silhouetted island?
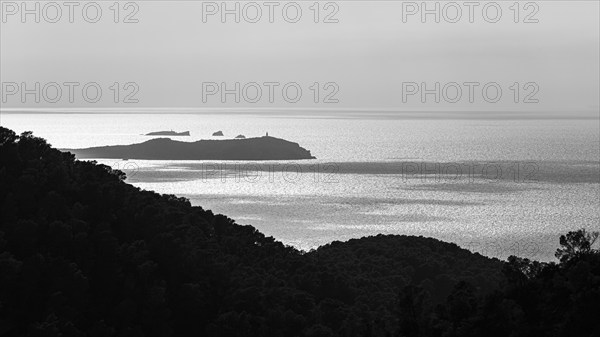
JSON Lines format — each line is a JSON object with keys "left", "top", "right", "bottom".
{"left": 212, "top": 130, "right": 224, "bottom": 136}
{"left": 1, "top": 127, "right": 599, "bottom": 337}
{"left": 235, "top": 134, "right": 246, "bottom": 139}
{"left": 145, "top": 130, "right": 190, "bottom": 136}
{"left": 63, "top": 136, "right": 316, "bottom": 160}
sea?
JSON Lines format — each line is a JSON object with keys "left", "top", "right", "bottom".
{"left": 2, "top": 112, "right": 599, "bottom": 261}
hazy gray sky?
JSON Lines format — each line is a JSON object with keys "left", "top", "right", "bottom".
{"left": 1, "top": 1, "right": 598, "bottom": 116}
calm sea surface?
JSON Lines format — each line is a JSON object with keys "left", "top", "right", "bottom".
{"left": 2, "top": 113, "right": 599, "bottom": 261}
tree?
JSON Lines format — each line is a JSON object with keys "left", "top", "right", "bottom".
{"left": 503, "top": 256, "right": 545, "bottom": 286}
{"left": 396, "top": 285, "right": 431, "bottom": 337}
{"left": 555, "top": 229, "right": 599, "bottom": 263}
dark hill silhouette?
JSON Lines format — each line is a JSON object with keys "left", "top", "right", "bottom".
{"left": 63, "top": 136, "right": 316, "bottom": 160}
{"left": 1, "top": 127, "right": 598, "bottom": 337}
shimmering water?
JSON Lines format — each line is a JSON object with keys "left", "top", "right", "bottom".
{"left": 2, "top": 113, "right": 599, "bottom": 261}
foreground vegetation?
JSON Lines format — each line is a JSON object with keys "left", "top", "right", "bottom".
{"left": 0, "top": 127, "right": 598, "bottom": 337}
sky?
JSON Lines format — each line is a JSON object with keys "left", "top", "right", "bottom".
{"left": 1, "top": 0, "right": 599, "bottom": 117}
